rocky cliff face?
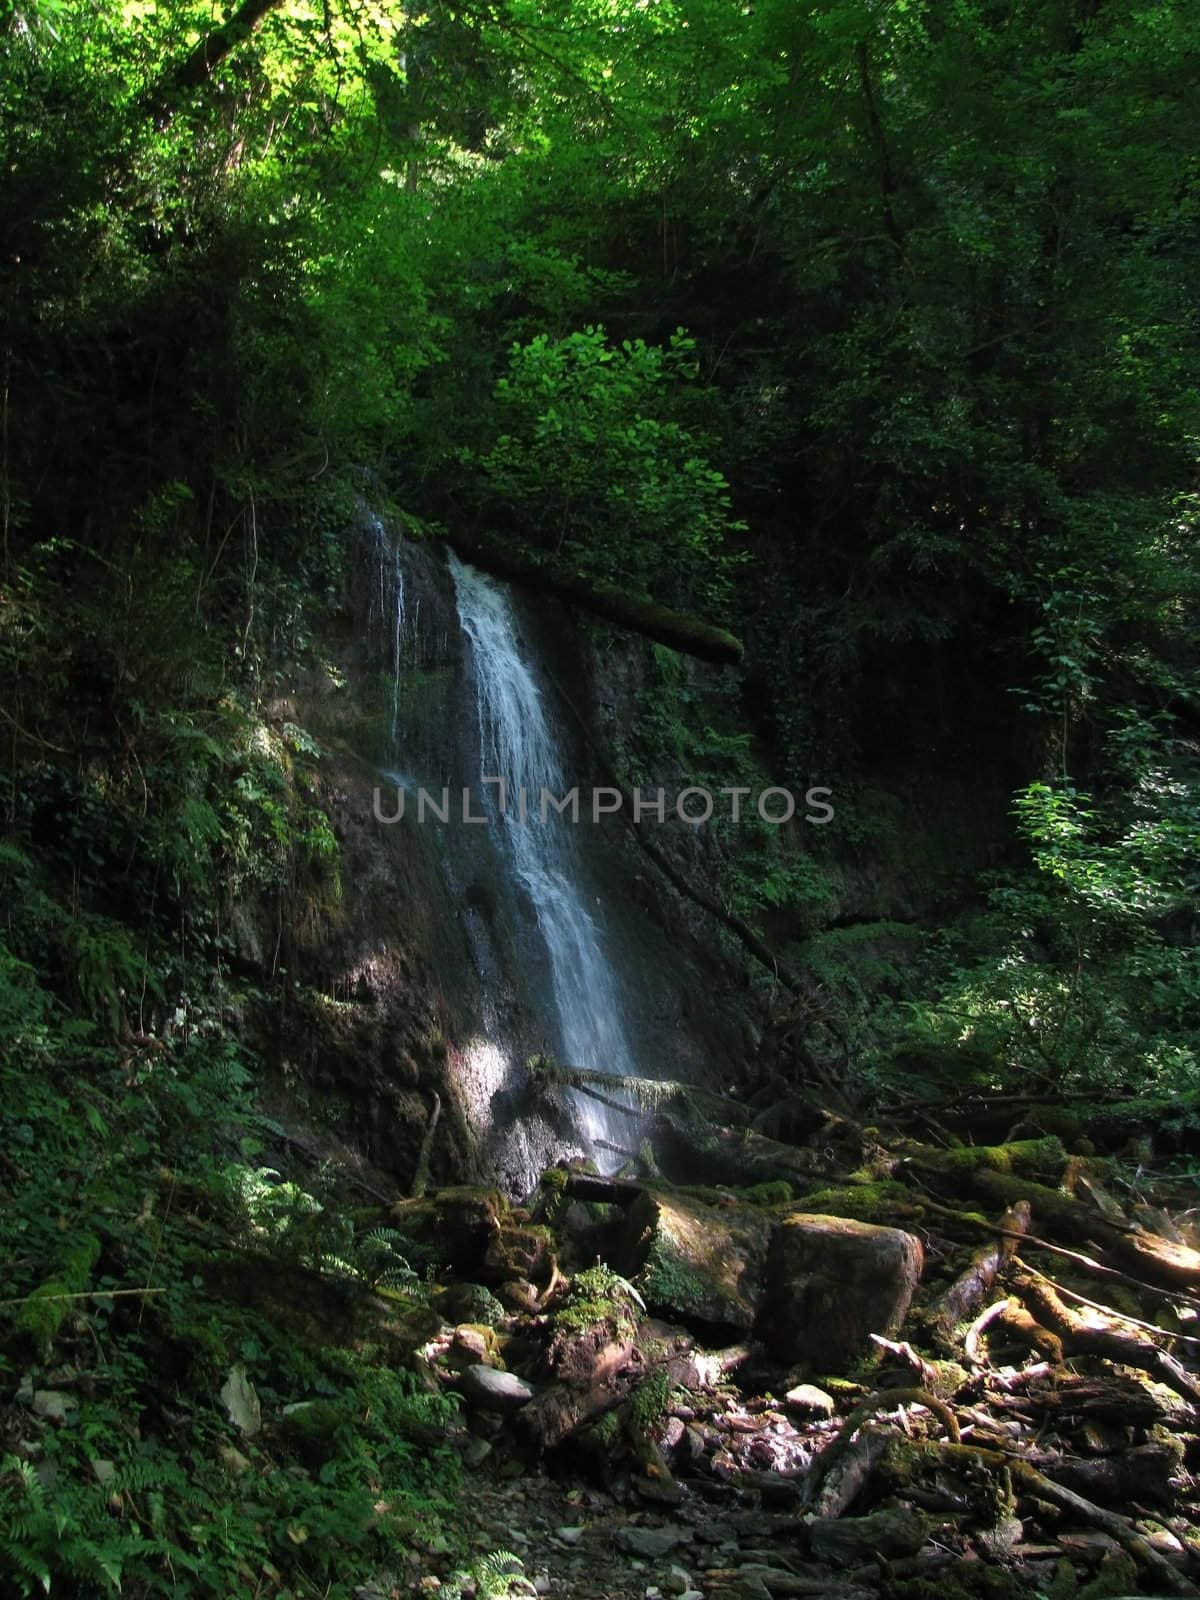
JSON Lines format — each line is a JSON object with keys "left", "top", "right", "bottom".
{"left": 230, "top": 520, "right": 749, "bottom": 1198}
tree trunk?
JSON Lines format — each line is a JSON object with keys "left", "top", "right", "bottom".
{"left": 447, "top": 531, "right": 743, "bottom": 665}
{"left": 144, "top": 0, "right": 286, "bottom": 119}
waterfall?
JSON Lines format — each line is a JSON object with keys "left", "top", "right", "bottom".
{"left": 448, "top": 551, "right": 637, "bottom": 1162}
{"left": 366, "top": 513, "right": 406, "bottom": 741}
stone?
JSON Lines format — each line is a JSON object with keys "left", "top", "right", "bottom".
{"left": 555, "top": 1527, "right": 584, "bottom": 1545}
{"left": 498, "top": 1279, "right": 542, "bottom": 1314}
{"left": 30, "top": 1390, "right": 76, "bottom": 1423}
{"left": 438, "top": 1280, "right": 507, "bottom": 1327}
{"left": 619, "top": 1191, "right": 772, "bottom": 1332}
{"left": 462, "top": 1437, "right": 493, "bottom": 1468}
{"left": 664, "top": 1566, "right": 693, "bottom": 1595}
{"left": 485, "top": 1225, "right": 551, "bottom": 1286}
{"left": 763, "top": 1214, "right": 924, "bottom": 1370}
{"left": 782, "top": 1383, "right": 835, "bottom": 1418}
{"left": 458, "top": 1364, "right": 536, "bottom": 1410}
{"left": 615, "top": 1526, "right": 689, "bottom": 1560}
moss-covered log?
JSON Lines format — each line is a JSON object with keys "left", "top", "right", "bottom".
{"left": 905, "top": 1136, "right": 1067, "bottom": 1182}
{"left": 447, "top": 534, "right": 743, "bottom": 664}
{"left": 932, "top": 1200, "right": 1031, "bottom": 1340}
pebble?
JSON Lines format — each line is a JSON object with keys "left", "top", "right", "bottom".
{"left": 555, "top": 1527, "right": 584, "bottom": 1545}
{"left": 663, "top": 1566, "right": 692, "bottom": 1596}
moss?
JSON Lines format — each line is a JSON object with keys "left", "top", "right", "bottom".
{"left": 555, "top": 1265, "right": 639, "bottom": 1338}
{"left": 792, "top": 1179, "right": 912, "bottom": 1224}
{"left": 890, "top": 1563, "right": 1039, "bottom": 1600}
{"left": 629, "top": 1371, "right": 671, "bottom": 1430}
{"left": 1077, "top": 1553, "right": 1137, "bottom": 1599}
{"left": 640, "top": 1242, "right": 719, "bottom": 1321}
{"left": 743, "top": 1180, "right": 793, "bottom": 1207}
{"left": 1047, "top": 1558, "right": 1078, "bottom": 1600}
{"left": 590, "top": 1407, "right": 622, "bottom": 1449}
{"left": 925, "top": 1136, "right": 1066, "bottom": 1180}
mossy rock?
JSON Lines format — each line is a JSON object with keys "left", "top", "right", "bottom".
{"left": 763, "top": 1213, "right": 924, "bottom": 1372}
{"left": 483, "top": 1224, "right": 552, "bottom": 1286}
{"left": 436, "top": 1281, "right": 506, "bottom": 1327}
{"left": 619, "top": 1189, "right": 772, "bottom": 1333}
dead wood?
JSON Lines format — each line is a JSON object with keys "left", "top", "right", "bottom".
{"left": 1009, "top": 1268, "right": 1200, "bottom": 1407}
{"left": 933, "top": 1200, "right": 1032, "bottom": 1338}
{"left": 917, "top": 1442, "right": 1199, "bottom": 1595}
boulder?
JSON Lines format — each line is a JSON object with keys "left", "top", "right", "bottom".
{"left": 458, "top": 1363, "right": 536, "bottom": 1411}
{"left": 618, "top": 1189, "right": 772, "bottom": 1332}
{"left": 762, "top": 1213, "right": 923, "bottom": 1370}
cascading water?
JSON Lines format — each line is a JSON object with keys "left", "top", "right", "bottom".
{"left": 448, "top": 551, "right": 637, "bottom": 1162}
{"left": 366, "top": 512, "right": 406, "bottom": 742}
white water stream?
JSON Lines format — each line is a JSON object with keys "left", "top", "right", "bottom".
{"left": 448, "top": 551, "right": 636, "bottom": 1158}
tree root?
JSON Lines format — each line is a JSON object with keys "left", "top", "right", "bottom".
{"left": 918, "top": 1441, "right": 1200, "bottom": 1595}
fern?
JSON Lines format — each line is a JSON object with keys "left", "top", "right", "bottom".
{"left": 443, "top": 1549, "right": 528, "bottom": 1600}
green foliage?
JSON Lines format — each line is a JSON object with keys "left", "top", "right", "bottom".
{"left": 470, "top": 327, "right": 744, "bottom": 610}
{"left": 442, "top": 1549, "right": 527, "bottom": 1600}
{"left": 555, "top": 1264, "right": 644, "bottom": 1337}
{"left": 883, "top": 723, "right": 1200, "bottom": 1103}
{"left": 0, "top": 967, "right": 455, "bottom": 1598}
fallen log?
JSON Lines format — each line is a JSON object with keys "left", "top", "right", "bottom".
{"left": 1009, "top": 1268, "right": 1200, "bottom": 1408}
{"left": 1040, "top": 1442, "right": 1182, "bottom": 1508}
{"left": 917, "top": 1442, "right": 1200, "bottom": 1596}
{"left": 933, "top": 1200, "right": 1032, "bottom": 1340}
{"left": 448, "top": 534, "right": 743, "bottom": 665}
{"left": 971, "top": 1172, "right": 1200, "bottom": 1291}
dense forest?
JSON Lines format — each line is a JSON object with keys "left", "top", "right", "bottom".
{"left": 2, "top": 0, "right": 1199, "bottom": 1596}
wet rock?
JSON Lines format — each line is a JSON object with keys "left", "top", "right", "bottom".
{"left": 619, "top": 1191, "right": 771, "bottom": 1332}
{"left": 459, "top": 1364, "right": 536, "bottom": 1411}
{"left": 763, "top": 1214, "right": 924, "bottom": 1370}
